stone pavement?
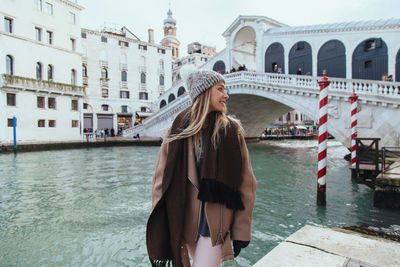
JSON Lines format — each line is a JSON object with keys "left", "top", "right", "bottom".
{"left": 253, "top": 225, "right": 400, "bottom": 267}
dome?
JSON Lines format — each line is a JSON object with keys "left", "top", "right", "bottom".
{"left": 163, "top": 9, "right": 176, "bottom": 26}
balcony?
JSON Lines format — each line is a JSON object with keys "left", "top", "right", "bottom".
{"left": 83, "top": 76, "right": 88, "bottom": 86}
{"left": 99, "top": 60, "right": 108, "bottom": 68}
{"left": 120, "top": 81, "right": 128, "bottom": 88}
{"left": 139, "top": 66, "right": 147, "bottom": 73}
{"left": 139, "top": 83, "right": 146, "bottom": 90}
{"left": 120, "top": 63, "right": 127, "bottom": 71}
{"left": 1, "top": 74, "right": 85, "bottom": 96}
{"left": 158, "top": 85, "right": 165, "bottom": 92}
{"left": 100, "top": 78, "right": 109, "bottom": 87}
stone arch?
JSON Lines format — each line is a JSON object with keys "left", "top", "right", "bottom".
{"left": 317, "top": 40, "right": 346, "bottom": 78}
{"left": 177, "top": 86, "right": 186, "bottom": 97}
{"left": 352, "top": 38, "right": 388, "bottom": 81}
{"left": 233, "top": 26, "right": 256, "bottom": 71}
{"left": 265, "top": 42, "right": 285, "bottom": 73}
{"left": 168, "top": 93, "right": 176, "bottom": 103}
{"left": 213, "top": 60, "right": 226, "bottom": 74}
{"left": 289, "top": 41, "right": 312, "bottom": 75}
{"left": 160, "top": 100, "right": 167, "bottom": 109}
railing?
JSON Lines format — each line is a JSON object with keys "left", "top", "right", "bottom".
{"left": 120, "top": 63, "right": 127, "bottom": 71}
{"left": 82, "top": 76, "right": 88, "bottom": 86}
{"left": 1, "top": 74, "right": 85, "bottom": 95}
{"left": 223, "top": 72, "right": 400, "bottom": 99}
{"left": 120, "top": 81, "right": 128, "bottom": 88}
{"left": 382, "top": 147, "right": 400, "bottom": 172}
{"left": 99, "top": 60, "right": 108, "bottom": 68}
{"left": 139, "top": 66, "right": 146, "bottom": 73}
{"left": 139, "top": 83, "right": 146, "bottom": 90}
{"left": 100, "top": 78, "right": 109, "bottom": 87}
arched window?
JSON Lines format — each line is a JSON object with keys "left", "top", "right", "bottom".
{"left": 36, "top": 62, "right": 42, "bottom": 80}
{"left": 47, "top": 64, "right": 53, "bottom": 80}
{"left": 265, "top": 42, "right": 285, "bottom": 73}
{"left": 101, "top": 67, "right": 108, "bottom": 79}
{"left": 177, "top": 86, "right": 185, "bottom": 97}
{"left": 71, "top": 69, "right": 76, "bottom": 85}
{"left": 121, "top": 70, "right": 127, "bottom": 81}
{"left": 213, "top": 60, "right": 226, "bottom": 74}
{"left": 160, "top": 60, "right": 164, "bottom": 70}
{"left": 159, "top": 75, "right": 164, "bottom": 86}
{"left": 286, "top": 113, "right": 290, "bottom": 122}
{"left": 6, "top": 55, "right": 13, "bottom": 75}
{"left": 82, "top": 64, "right": 87, "bottom": 77}
{"left": 295, "top": 113, "right": 299, "bottom": 121}
{"left": 168, "top": 93, "right": 176, "bottom": 103}
{"left": 141, "top": 73, "right": 146, "bottom": 84}
{"left": 159, "top": 100, "right": 167, "bottom": 109}
{"left": 289, "top": 41, "right": 312, "bottom": 75}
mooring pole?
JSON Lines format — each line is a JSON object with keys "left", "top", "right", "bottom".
{"left": 349, "top": 90, "right": 358, "bottom": 167}
{"left": 317, "top": 72, "right": 330, "bottom": 206}
{"left": 13, "top": 116, "right": 17, "bottom": 151}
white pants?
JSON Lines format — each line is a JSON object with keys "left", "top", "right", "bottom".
{"left": 188, "top": 236, "right": 222, "bottom": 267}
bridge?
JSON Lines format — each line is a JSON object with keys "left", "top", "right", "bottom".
{"left": 124, "top": 71, "right": 400, "bottom": 148}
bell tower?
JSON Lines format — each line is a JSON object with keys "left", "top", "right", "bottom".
{"left": 161, "top": 9, "right": 180, "bottom": 61}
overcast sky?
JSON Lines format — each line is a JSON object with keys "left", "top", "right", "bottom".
{"left": 79, "top": 0, "right": 400, "bottom": 56}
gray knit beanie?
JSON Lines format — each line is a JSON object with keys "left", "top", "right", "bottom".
{"left": 186, "top": 70, "right": 225, "bottom": 101}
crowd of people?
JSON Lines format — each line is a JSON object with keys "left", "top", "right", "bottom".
{"left": 229, "top": 64, "right": 248, "bottom": 73}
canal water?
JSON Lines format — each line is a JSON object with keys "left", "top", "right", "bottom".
{"left": 1, "top": 140, "right": 399, "bottom": 266}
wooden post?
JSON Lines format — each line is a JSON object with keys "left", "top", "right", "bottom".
{"left": 317, "top": 72, "right": 330, "bottom": 206}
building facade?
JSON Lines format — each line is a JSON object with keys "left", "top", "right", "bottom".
{"left": 0, "top": 0, "right": 85, "bottom": 143}
{"left": 81, "top": 26, "right": 172, "bottom": 132}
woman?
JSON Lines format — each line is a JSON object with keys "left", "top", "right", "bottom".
{"left": 146, "top": 70, "right": 257, "bottom": 267}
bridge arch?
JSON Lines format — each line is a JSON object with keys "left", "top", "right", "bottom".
{"left": 317, "top": 40, "right": 346, "bottom": 78}
{"left": 159, "top": 100, "right": 167, "bottom": 109}
{"left": 168, "top": 93, "right": 176, "bottom": 103}
{"left": 289, "top": 41, "right": 312, "bottom": 75}
{"left": 213, "top": 60, "right": 226, "bottom": 74}
{"left": 264, "top": 42, "right": 285, "bottom": 73}
{"left": 177, "top": 86, "right": 186, "bottom": 97}
{"left": 352, "top": 37, "right": 388, "bottom": 81}
{"left": 226, "top": 89, "right": 349, "bottom": 145}
{"left": 396, "top": 49, "right": 400, "bottom": 82}
{"left": 232, "top": 26, "right": 256, "bottom": 71}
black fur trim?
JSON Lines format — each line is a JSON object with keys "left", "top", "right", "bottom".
{"left": 198, "top": 179, "right": 244, "bottom": 210}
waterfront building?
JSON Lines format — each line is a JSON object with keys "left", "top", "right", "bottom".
{"left": 172, "top": 42, "right": 216, "bottom": 85}
{"left": 81, "top": 25, "right": 172, "bottom": 131}
{"left": 0, "top": 0, "right": 85, "bottom": 143}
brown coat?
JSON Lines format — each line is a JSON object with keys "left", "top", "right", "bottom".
{"left": 151, "top": 132, "right": 257, "bottom": 264}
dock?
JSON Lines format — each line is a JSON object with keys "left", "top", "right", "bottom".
{"left": 253, "top": 225, "right": 400, "bottom": 267}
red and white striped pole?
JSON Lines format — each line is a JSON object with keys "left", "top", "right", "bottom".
{"left": 349, "top": 90, "right": 358, "bottom": 167}
{"left": 317, "top": 71, "right": 330, "bottom": 206}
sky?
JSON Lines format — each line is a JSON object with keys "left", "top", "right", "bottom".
{"left": 79, "top": 0, "right": 400, "bottom": 56}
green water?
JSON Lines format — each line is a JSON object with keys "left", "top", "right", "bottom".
{"left": 0, "top": 140, "right": 399, "bottom": 266}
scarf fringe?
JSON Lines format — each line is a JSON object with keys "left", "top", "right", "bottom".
{"left": 150, "top": 258, "right": 175, "bottom": 267}
{"left": 198, "top": 179, "right": 244, "bottom": 210}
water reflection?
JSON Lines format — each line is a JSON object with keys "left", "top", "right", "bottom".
{"left": 0, "top": 142, "right": 399, "bottom": 266}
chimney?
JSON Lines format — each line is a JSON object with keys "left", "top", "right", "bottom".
{"left": 148, "top": 29, "right": 154, "bottom": 44}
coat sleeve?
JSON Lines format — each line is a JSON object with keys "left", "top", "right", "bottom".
{"left": 151, "top": 135, "right": 169, "bottom": 210}
{"left": 231, "top": 133, "right": 257, "bottom": 241}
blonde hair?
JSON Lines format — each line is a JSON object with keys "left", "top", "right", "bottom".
{"left": 165, "top": 89, "right": 242, "bottom": 158}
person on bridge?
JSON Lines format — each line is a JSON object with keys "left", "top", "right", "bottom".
{"left": 146, "top": 69, "right": 257, "bottom": 267}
